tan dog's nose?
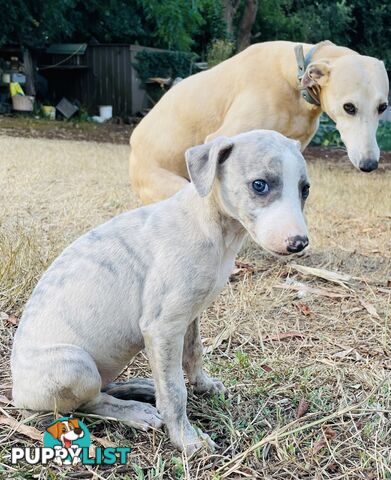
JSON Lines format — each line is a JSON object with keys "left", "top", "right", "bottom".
{"left": 359, "top": 159, "right": 378, "bottom": 172}
{"left": 286, "top": 235, "right": 309, "bottom": 253}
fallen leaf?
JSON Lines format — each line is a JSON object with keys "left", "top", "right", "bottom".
{"left": 359, "top": 299, "right": 380, "bottom": 319}
{"left": 295, "top": 302, "right": 312, "bottom": 316}
{"left": 203, "top": 325, "right": 235, "bottom": 354}
{"left": 296, "top": 398, "right": 309, "bottom": 419}
{"left": 262, "top": 332, "right": 305, "bottom": 342}
{"left": 0, "top": 394, "right": 12, "bottom": 405}
{"left": 341, "top": 307, "right": 362, "bottom": 314}
{"left": 235, "top": 261, "right": 255, "bottom": 271}
{"left": 90, "top": 434, "right": 116, "bottom": 448}
{"left": 230, "top": 261, "right": 255, "bottom": 281}
{"left": 332, "top": 348, "right": 363, "bottom": 361}
{"left": 260, "top": 364, "right": 273, "bottom": 373}
{"left": 6, "top": 314, "right": 19, "bottom": 325}
{"left": 313, "top": 427, "right": 336, "bottom": 454}
{"left": 290, "top": 264, "right": 352, "bottom": 288}
{"left": 0, "top": 415, "right": 43, "bottom": 442}
{"left": 274, "top": 283, "right": 348, "bottom": 299}
{"left": 326, "top": 462, "right": 339, "bottom": 474}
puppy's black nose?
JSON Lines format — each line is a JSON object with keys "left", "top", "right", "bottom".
{"left": 287, "top": 235, "right": 309, "bottom": 253}
{"left": 359, "top": 159, "right": 378, "bottom": 172}
{"left": 74, "top": 428, "right": 82, "bottom": 435}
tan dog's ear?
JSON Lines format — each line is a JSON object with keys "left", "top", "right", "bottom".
{"left": 301, "top": 61, "right": 331, "bottom": 88}
{"left": 185, "top": 136, "right": 234, "bottom": 197}
{"left": 47, "top": 421, "right": 62, "bottom": 439}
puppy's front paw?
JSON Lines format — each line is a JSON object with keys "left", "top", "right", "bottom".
{"left": 172, "top": 425, "right": 216, "bottom": 458}
{"left": 193, "top": 373, "right": 226, "bottom": 395}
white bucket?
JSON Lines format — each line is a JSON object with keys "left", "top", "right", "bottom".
{"left": 42, "top": 105, "right": 56, "bottom": 120}
{"left": 99, "top": 105, "right": 113, "bottom": 120}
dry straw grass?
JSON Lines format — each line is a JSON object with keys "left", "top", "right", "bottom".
{"left": 0, "top": 135, "right": 390, "bottom": 479}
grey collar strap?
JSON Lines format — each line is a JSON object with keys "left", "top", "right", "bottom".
{"left": 294, "top": 42, "right": 326, "bottom": 106}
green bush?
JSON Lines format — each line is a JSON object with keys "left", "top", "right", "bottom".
{"left": 311, "top": 114, "right": 343, "bottom": 147}
{"left": 377, "top": 121, "right": 391, "bottom": 150}
{"left": 311, "top": 114, "right": 391, "bottom": 151}
{"left": 207, "top": 39, "right": 235, "bottom": 67}
{"left": 134, "top": 50, "right": 199, "bottom": 85}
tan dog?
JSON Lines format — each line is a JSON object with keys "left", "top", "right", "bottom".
{"left": 130, "top": 40, "right": 389, "bottom": 204}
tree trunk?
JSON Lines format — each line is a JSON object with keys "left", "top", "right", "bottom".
{"left": 236, "top": 0, "right": 258, "bottom": 51}
{"left": 23, "top": 48, "right": 36, "bottom": 97}
{"left": 222, "top": 0, "right": 240, "bottom": 37}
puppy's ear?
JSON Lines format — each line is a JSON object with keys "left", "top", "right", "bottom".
{"left": 301, "top": 61, "right": 331, "bottom": 88}
{"left": 185, "top": 137, "right": 233, "bottom": 197}
{"left": 47, "top": 421, "right": 62, "bottom": 439}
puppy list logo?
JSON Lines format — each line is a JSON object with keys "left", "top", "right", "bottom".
{"left": 11, "top": 417, "right": 131, "bottom": 466}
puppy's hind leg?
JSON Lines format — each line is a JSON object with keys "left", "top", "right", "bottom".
{"left": 183, "top": 318, "right": 226, "bottom": 395}
{"left": 81, "top": 393, "right": 163, "bottom": 431}
{"left": 102, "top": 378, "right": 155, "bottom": 403}
{"left": 12, "top": 345, "right": 162, "bottom": 431}
{"left": 12, "top": 344, "right": 102, "bottom": 413}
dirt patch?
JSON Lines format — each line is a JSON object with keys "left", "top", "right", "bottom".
{"left": 0, "top": 115, "right": 132, "bottom": 144}
{"left": 1, "top": 116, "right": 391, "bottom": 171}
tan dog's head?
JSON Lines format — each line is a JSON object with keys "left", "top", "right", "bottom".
{"left": 47, "top": 418, "right": 84, "bottom": 448}
{"left": 186, "top": 130, "right": 310, "bottom": 255}
{"left": 302, "top": 54, "right": 389, "bottom": 172}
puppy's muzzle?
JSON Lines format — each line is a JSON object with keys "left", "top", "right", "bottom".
{"left": 286, "top": 235, "right": 309, "bottom": 253}
{"left": 359, "top": 159, "right": 378, "bottom": 172}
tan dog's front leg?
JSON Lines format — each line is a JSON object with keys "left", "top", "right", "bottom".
{"left": 183, "top": 318, "right": 226, "bottom": 395}
{"left": 144, "top": 329, "right": 216, "bottom": 456}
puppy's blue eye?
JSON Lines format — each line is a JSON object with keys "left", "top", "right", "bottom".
{"left": 302, "top": 184, "right": 310, "bottom": 200}
{"left": 252, "top": 179, "right": 269, "bottom": 194}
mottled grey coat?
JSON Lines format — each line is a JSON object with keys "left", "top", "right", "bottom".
{"left": 12, "top": 129, "right": 309, "bottom": 456}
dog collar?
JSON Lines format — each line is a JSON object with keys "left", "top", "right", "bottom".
{"left": 294, "top": 42, "right": 324, "bottom": 106}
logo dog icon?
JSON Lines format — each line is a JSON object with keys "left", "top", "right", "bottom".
{"left": 46, "top": 418, "right": 85, "bottom": 449}
{"left": 44, "top": 417, "right": 90, "bottom": 465}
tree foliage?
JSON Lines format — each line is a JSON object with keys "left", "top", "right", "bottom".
{"left": 0, "top": 0, "right": 389, "bottom": 67}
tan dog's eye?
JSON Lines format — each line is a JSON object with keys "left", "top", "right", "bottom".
{"left": 343, "top": 103, "right": 357, "bottom": 115}
{"left": 378, "top": 103, "right": 388, "bottom": 114}
{"left": 302, "top": 184, "right": 310, "bottom": 200}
